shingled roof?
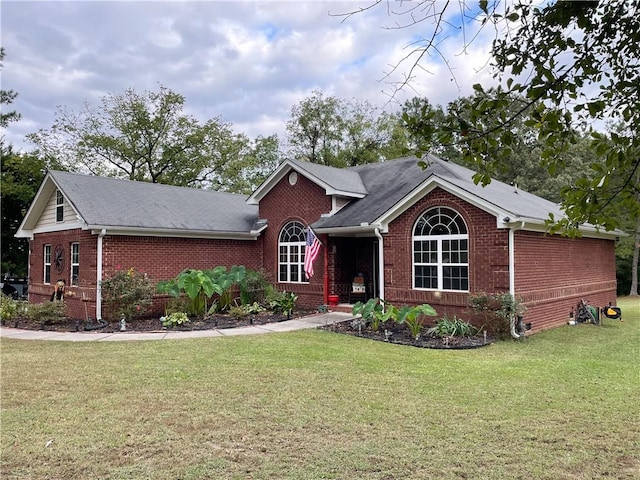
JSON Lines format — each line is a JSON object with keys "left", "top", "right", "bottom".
{"left": 17, "top": 158, "right": 619, "bottom": 241}
{"left": 313, "top": 155, "right": 565, "bottom": 230}
{"left": 17, "top": 171, "right": 260, "bottom": 239}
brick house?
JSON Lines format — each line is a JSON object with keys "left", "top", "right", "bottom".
{"left": 16, "top": 156, "right": 619, "bottom": 332}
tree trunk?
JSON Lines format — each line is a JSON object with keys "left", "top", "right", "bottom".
{"left": 630, "top": 215, "right": 639, "bottom": 296}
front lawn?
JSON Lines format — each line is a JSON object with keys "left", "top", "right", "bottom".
{"left": 1, "top": 297, "right": 638, "bottom": 479}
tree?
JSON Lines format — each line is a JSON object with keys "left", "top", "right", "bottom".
{"left": 0, "top": 150, "right": 56, "bottom": 277}
{"left": 286, "top": 90, "right": 407, "bottom": 167}
{"left": 26, "top": 85, "right": 257, "bottom": 190}
{"left": 341, "top": 1, "right": 639, "bottom": 234}
{"left": 0, "top": 48, "right": 20, "bottom": 133}
{"left": 231, "top": 135, "right": 283, "bottom": 194}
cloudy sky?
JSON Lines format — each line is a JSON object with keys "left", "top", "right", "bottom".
{"left": 2, "top": 1, "right": 498, "bottom": 152}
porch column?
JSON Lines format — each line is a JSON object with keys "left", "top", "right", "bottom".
{"left": 375, "top": 227, "right": 385, "bottom": 301}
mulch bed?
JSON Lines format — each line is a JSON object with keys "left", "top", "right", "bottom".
{"left": 319, "top": 319, "right": 494, "bottom": 349}
{"left": 4, "top": 310, "right": 317, "bottom": 334}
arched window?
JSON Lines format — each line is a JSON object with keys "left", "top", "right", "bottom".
{"left": 279, "top": 221, "right": 307, "bottom": 283}
{"left": 413, "top": 207, "right": 469, "bottom": 291}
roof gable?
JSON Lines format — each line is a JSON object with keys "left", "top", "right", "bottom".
{"left": 247, "top": 159, "right": 367, "bottom": 205}
{"left": 17, "top": 171, "right": 260, "bottom": 239}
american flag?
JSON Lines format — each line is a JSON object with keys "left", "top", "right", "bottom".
{"left": 304, "top": 226, "right": 321, "bottom": 279}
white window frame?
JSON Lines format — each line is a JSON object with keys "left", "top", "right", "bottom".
{"left": 70, "top": 242, "right": 80, "bottom": 286}
{"left": 278, "top": 221, "right": 307, "bottom": 284}
{"left": 44, "top": 244, "right": 52, "bottom": 284}
{"left": 56, "top": 190, "right": 64, "bottom": 222}
{"left": 413, "top": 207, "right": 469, "bottom": 292}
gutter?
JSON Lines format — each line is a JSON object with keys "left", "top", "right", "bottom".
{"left": 96, "top": 229, "right": 106, "bottom": 320}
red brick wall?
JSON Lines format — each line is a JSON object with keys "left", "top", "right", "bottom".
{"left": 381, "top": 188, "right": 509, "bottom": 321}
{"left": 514, "top": 231, "right": 617, "bottom": 331}
{"left": 378, "top": 188, "right": 617, "bottom": 332}
{"left": 258, "top": 173, "right": 332, "bottom": 307}
{"left": 29, "top": 229, "right": 98, "bottom": 320}
{"left": 29, "top": 230, "right": 261, "bottom": 321}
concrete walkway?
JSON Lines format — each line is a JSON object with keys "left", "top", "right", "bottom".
{"left": 0, "top": 312, "right": 353, "bottom": 342}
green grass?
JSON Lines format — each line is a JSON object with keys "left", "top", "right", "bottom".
{"left": 1, "top": 297, "right": 638, "bottom": 479}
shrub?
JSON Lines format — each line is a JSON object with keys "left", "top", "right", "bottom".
{"left": 239, "top": 269, "right": 271, "bottom": 305}
{"left": 1, "top": 294, "right": 20, "bottom": 323}
{"left": 161, "top": 312, "right": 190, "bottom": 328}
{"left": 467, "top": 292, "right": 527, "bottom": 339}
{"left": 27, "top": 301, "right": 66, "bottom": 326}
{"left": 101, "top": 267, "right": 155, "bottom": 321}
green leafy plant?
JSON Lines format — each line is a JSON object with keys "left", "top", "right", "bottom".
{"left": 239, "top": 269, "right": 270, "bottom": 305}
{"left": 351, "top": 298, "right": 398, "bottom": 332}
{"left": 161, "top": 312, "right": 190, "bottom": 328}
{"left": 157, "top": 268, "right": 221, "bottom": 315}
{"left": 157, "top": 266, "right": 250, "bottom": 316}
{"left": 269, "top": 291, "right": 298, "bottom": 319}
{"left": 101, "top": 266, "right": 154, "bottom": 321}
{"left": 27, "top": 301, "right": 66, "bottom": 326}
{"left": 228, "top": 302, "right": 265, "bottom": 319}
{"left": 395, "top": 303, "right": 438, "bottom": 340}
{"left": 212, "top": 265, "right": 246, "bottom": 312}
{"left": 1, "top": 293, "right": 20, "bottom": 323}
{"left": 467, "top": 292, "right": 527, "bottom": 339}
{"left": 427, "top": 315, "right": 478, "bottom": 339}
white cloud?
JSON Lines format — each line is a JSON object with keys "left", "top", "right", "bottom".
{"left": 1, "top": 0, "right": 498, "bottom": 151}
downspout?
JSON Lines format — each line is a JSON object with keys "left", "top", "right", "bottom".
{"left": 509, "top": 221, "right": 525, "bottom": 338}
{"left": 374, "top": 227, "right": 385, "bottom": 301}
{"left": 96, "top": 229, "right": 106, "bottom": 320}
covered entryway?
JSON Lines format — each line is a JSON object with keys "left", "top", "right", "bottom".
{"left": 329, "top": 236, "right": 379, "bottom": 304}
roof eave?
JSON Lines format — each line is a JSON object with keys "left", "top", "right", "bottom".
{"left": 313, "top": 224, "right": 378, "bottom": 236}
{"left": 88, "top": 226, "right": 261, "bottom": 240}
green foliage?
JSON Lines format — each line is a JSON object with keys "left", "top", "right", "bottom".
{"left": 269, "top": 291, "right": 298, "bottom": 319}
{"left": 351, "top": 298, "right": 397, "bottom": 332}
{"left": 157, "top": 265, "right": 254, "bottom": 316}
{"left": 0, "top": 294, "right": 25, "bottom": 323}
{"left": 26, "top": 85, "right": 266, "bottom": 192}
{"left": 161, "top": 312, "right": 190, "bottom": 328}
{"left": 467, "top": 292, "right": 526, "bottom": 339}
{"left": 101, "top": 267, "right": 154, "bottom": 321}
{"left": 362, "top": 1, "right": 639, "bottom": 233}
{"left": 1, "top": 150, "right": 55, "bottom": 277}
{"left": 26, "top": 301, "right": 66, "bottom": 325}
{"left": 157, "top": 268, "right": 221, "bottom": 316}
{"left": 427, "top": 316, "right": 478, "bottom": 339}
{"left": 228, "top": 302, "right": 266, "bottom": 319}
{"left": 239, "top": 268, "right": 271, "bottom": 305}
{"left": 396, "top": 303, "right": 438, "bottom": 340}
{"left": 0, "top": 48, "right": 20, "bottom": 129}
{"left": 286, "top": 89, "right": 408, "bottom": 167}
{"left": 352, "top": 298, "right": 437, "bottom": 336}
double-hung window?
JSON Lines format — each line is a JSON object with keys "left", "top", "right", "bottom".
{"left": 71, "top": 242, "right": 80, "bottom": 286}
{"left": 278, "top": 221, "right": 307, "bottom": 283}
{"left": 44, "top": 244, "right": 52, "bottom": 284}
{"left": 413, "top": 207, "right": 469, "bottom": 291}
